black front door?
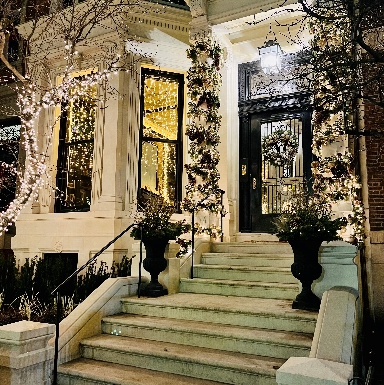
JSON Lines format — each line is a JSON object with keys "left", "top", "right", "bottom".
{"left": 239, "top": 110, "right": 312, "bottom": 232}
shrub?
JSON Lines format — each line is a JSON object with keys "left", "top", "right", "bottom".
{"left": 0, "top": 250, "right": 18, "bottom": 305}
{"left": 0, "top": 252, "right": 133, "bottom": 325}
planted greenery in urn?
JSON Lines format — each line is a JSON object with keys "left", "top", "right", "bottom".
{"left": 274, "top": 188, "right": 346, "bottom": 311}
{"left": 131, "top": 193, "right": 191, "bottom": 297}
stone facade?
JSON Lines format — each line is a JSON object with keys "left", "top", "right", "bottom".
{"left": 0, "top": 0, "right": 382, "bottom": 329}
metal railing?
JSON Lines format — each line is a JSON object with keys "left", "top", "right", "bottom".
{"left": 50, "top": 190, "right": 226, "bottom": 382}
{"left": 50, "top": 223, "right": 142, "bottom": 385}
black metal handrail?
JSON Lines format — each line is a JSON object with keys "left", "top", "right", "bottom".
{"left": 220, "top": 189, "right": 225, "bottom": 243}
{"left": 50, "top": 223, "right": 142, "bottom": 385}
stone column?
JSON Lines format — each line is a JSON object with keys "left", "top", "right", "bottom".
{"left": 91, "top": 54, "right": 124, "bottom": 212}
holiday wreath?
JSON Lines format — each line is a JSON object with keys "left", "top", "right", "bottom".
{"left": 262, "top": 129, "right": 299, "bottom": 167}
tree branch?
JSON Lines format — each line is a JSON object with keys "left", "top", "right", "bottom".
{"left": 0, "top": 31, "right": 26, "bottom": 83}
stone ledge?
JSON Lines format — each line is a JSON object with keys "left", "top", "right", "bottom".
{"left": 0, "top": 321, "right": 55, "bottom": 342}
{"left": 0, "top": 346, "right": 54, "bottom": 370}
{"left": 276, "top": 357, "right": 353, "bottom": 385}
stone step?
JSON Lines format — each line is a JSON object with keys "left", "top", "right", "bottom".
{"left": 101, "top": 314, "right": 312, "bottom": 360}
{"left": 211, "top": 242, "right": 293, "bottom": 254}
{"left": 80, "top": 335, "right": 285, "bottom": 385}
{"left": 180, "top": 277, "right": 298, "bottom": 300}
{"left": 201, "top": 253, "right": 293, "bottom": 268}
{"left": 120, "top": 293, "right": 317, "bottom": 334}
{"left": 58, "top": 358, "right": 225, "bottom": 385}
{"left": 193, "top": 264, "right": 296, "bottom": 283}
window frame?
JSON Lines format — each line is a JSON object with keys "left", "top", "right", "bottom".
{"left": 54, "top": 82, "right": 96, "bottom": 213}
{"left": 138, "top": 67, "right": 185, "bottom": 211}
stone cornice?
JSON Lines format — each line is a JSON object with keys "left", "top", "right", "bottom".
{"left": 207, "top": 0, "right": 298, "bottom": 26}
{"left": 17, "top": 0, "right": 191, "bottom": 64}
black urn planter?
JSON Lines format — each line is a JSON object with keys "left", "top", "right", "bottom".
{"left": 142, "top": 238, "right": 169, "bottom": 297}
{"left": 289, "top": 239, "right": 323, "bottom": 311}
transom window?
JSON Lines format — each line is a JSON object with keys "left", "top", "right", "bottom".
{"left": 139, "top": 68, "right": 184, "bottom": 208}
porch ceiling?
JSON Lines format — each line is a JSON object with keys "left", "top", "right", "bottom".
{"left": 209, "top": 1, "right": 309, "bottom": 64}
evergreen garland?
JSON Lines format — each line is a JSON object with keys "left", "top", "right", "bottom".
{"left": 183, "top": 37, "right": 224, "bottom": 218}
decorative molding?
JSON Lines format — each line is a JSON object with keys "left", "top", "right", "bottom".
{"left": 238, "top": 52, "right": 310, "bottom": 102}
{"left": 238, "top": 61, "right": 257, "bottom": 101}
{"left": 189, "top": 0, "right": 207, "bottom": 18}
{"left": 238, "top": 92, "right": 312, "bottom": 117}
{"left": 91, "top": 71, "right": 106, "bottom": 206}
{"left": 127, "top": 14, "right": 190, "bottom": 35}
{"left": 207, "top": 0, "right": 298, "bottom": 26}
{"left": 124, "top": 54, "right": 141, "bottom": 205}
{"left": 188, "top": 0, "right": 211, "bottom": 42}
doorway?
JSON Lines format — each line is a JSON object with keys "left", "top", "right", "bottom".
{"left": 239, "top": 110, "right": 312, "bottom": 232}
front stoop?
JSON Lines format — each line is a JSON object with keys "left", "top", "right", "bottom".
{"left": 58, "top": 242, "right": 317, "bottom": 385}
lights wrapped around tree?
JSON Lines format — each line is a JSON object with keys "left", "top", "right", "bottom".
{"left": 0, "top": 65, "right": 115, "bottom": 234}
{"left": 310, "top": 12, "right": 365, "bottom": 246}
{"left": 262, "top": 129, "right": 298, "bottom": 167}
{"left": 183, "top": 37, "right": 225, "bottom": 235}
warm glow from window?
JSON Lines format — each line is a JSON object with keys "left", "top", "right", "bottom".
{"left": 140, "top": 71, "right": 182, "bottom": 206}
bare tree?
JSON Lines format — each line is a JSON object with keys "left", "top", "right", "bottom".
{"left": 297, "top": 0, "right": 384, "bottom": 131}
{"left": 0, "top": 0, "right": 158, "bottom": 233}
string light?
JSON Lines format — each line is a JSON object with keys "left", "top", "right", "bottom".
{"left": 310, "top": 11, "right": 365, "bottom": 246}
{"left": 0, "top": 53, "right": 124, "bottom": 234}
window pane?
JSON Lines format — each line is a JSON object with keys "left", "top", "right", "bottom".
{"left": 56, "top": 81, "right": 96, "bottom": 212}
{"left": 143, "top": 75, "right": 179, "bottom": 141}
{"left": 0, "top": 122, "right": 20, "bottom": 211}
{"left": 141, "top": 141, "right": 177, "bottom": 205}
{"left": 66, "top": 85, "right": 97, "bottom": 142}
{"left": 65, "top": 142, "right": 93, "bottom": 209}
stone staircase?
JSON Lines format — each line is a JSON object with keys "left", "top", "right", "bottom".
{"left": 57, "top": 242, "right": 318, "bottom": 385}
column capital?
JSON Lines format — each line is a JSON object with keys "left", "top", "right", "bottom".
{"left": 187, "top": 0, "right": 207, "bottom": 18}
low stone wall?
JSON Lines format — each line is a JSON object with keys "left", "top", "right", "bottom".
{"left": 0, "top": 320, "right": 55, "bottom": 385}
{"left": 49, "top": 276, "right": 144, "bottom": 365}
{"left": 314, "top": 241, "right": 358, "bottom": 299}
{"left": 277, "top": 286, "right": 359, "bottom": 385}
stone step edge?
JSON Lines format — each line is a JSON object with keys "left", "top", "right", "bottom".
{"left": 120, "top": 297, "right": 317, "bottom": 322}
{"left": 101, "top": 314, "right": 312, "bottom": 349}
{"left": 202, "top": 253, "right": 293, "bottom": 258}
{"left": 58, "top": 358, "right": 225, "bottom": 385}
{"left": 80, "top": 335, "right": 283, "bottom": 378}
{"left": 194, "top": 264, "right": 292, "bottom": 272}
{"left": 180, "top": 277, "right": 298, "bottom": 289}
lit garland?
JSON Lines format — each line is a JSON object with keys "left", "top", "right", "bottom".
{"left": 183, "top": 37, "right": 224, "bottom": 226}
{"left": 309, "top": 11, "right": 365, "bottom": 246}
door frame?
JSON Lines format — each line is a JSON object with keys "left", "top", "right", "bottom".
{"left": 239, "top": 97, "right": 313, "bottom": 233}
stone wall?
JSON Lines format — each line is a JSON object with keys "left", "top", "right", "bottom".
{"left": 0, "top": 321, "right": 55, "bottom": 385}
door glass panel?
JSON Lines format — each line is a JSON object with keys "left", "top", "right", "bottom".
{"left": 261, "top": 117, "right": 303, "bottom": 214}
